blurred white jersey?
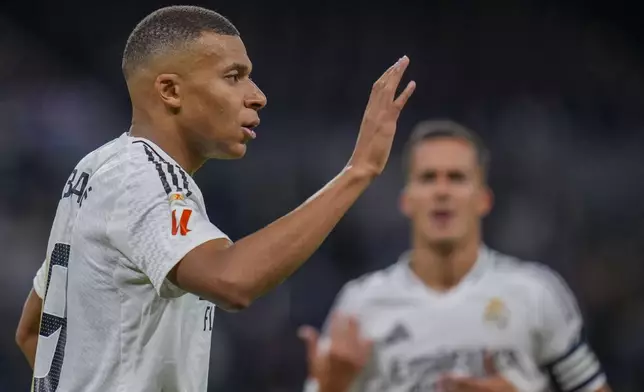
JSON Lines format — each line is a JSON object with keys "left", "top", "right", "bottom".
{"left": 306, "top": 247, "right": 606, "bottom": 392}
{"left": 31, "top": 132, "right": 229, "bottom": 392}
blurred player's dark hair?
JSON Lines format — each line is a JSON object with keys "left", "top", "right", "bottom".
{"left": 122, "top": 6, "right": 240, "bottom": 79}
{"left": 402, "top": 119, "right": 490, "bottom": 182}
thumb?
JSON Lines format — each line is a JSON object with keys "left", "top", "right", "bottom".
{"left": 483, "top": 351, "right": 497, "bottom": 376}
{"left": 298, "top": 325, "right": 320, "bottom": 366}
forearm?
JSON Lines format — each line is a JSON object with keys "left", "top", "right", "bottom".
{"left": 17, "top": 334, "right": 38, "bottom": 369}
{"left": 16, "top": 289, "right": 43, "bottom": 369}
{"left": 221, "top": 166, "right": 372, "bottom": 302}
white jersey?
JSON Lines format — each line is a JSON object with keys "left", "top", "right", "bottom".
{"left": 31, "top": 132, "right": 229, "bottom": 392}
{"left": 306, "top": 247, "right": 606, "bottom": 392}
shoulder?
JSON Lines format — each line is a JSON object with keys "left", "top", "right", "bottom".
{"left": 90, "top": 138, "right": 197, "bottom": 202}
{"left": 129, "top": 139, "right": 196, "bottom": 196}
{"left": 335, "top": 263, "right": 406, "bottom": 309}
{"left": 487, "top": 248, "right": 575, "bottom": 301}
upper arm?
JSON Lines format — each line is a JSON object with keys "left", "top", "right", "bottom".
{"left": 167, "top": 236, "right": 256, "bottom": 311}
{"left": 534, "top": 267, "right": 608, "bottom": 392}
{"left": 106, "top": 156, "right": 230, "bottom": 300}
{"left": 18, "top": 260, "right": 47, "bottom": 341}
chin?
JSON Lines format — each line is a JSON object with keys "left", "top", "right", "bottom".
{"left": 425, "top": 233, "right": 461, "bottom": 248}
{"left": 208, "top": 143, "right": 248, "bottom": 160}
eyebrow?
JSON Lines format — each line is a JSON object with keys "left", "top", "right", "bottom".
{"left": 224, "top": 62, "right": 251, "bottom": 75}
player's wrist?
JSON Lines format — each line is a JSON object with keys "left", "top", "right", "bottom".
{"left": 341, "top": 164, "right": 378, "bottom": 184}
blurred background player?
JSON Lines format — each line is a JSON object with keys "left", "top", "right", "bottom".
{"left": 14, "top": 5, "right": 415, "bottom": 392}
{"left": 299, "top": 120, "right": 611, "bottom": 392}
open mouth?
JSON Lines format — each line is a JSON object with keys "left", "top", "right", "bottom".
{"left": 430, "top": 210, "right": 454, "bottom": 225}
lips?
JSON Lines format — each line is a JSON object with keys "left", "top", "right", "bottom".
{"left": 430, "top": 210, "right": 454, "bottom": 225}
{"left": 241, "top": 120, "right": 260, "bottom": 141}
{"left": 241, "top": 127, "right": 256, "bottom": 140}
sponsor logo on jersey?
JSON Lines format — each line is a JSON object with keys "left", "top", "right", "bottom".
{"left": 169, "top": 191, "right": 192, "bottom": 236}
{"left": 385, "top": 348, "right": 525, "bottom": 389}
{"left": 169, "top": 192, "right": 185, "bottom": 202}
{"left": 171, "top": 208, "right": 192, "bottom": 236}
{"left": 483, "top": 297, "right": 510, "bottom": 329}
{"left": 383, "top": 323, "right": 411, "bottom": 346}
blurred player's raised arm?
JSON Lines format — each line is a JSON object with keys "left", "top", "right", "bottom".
{"left": 168, "top": 57, "right": 415, "bottom": 311}
{"left": 536, "top": 268, "right": 611, "bottom": 392}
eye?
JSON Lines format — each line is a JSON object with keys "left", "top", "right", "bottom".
{"left": 419, "top": 171, "right": 436, "bottom": 183}
{"left": 449, "top": 172, "right": 466, "bottom": 182}
{"left": 225, "top": 74, "right": 240, "bottom": 83}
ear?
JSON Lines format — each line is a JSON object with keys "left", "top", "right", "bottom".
{"left": 154, "top": 74, "right": 182, "bottom": 111}
{"left": 399, "top": 186, "right": 412, "bottom": 219}
{"left": 478, "top": 185, "right": 494, "bottom": 217}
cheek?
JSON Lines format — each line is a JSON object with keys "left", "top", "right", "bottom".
{"left": 183, "top": 85, "right": 215, "bottom": 120}
{"left": 194, "top": 80, "right": 232, "bottom": 112}
{"left": 410, "top": 196, "right": 431, "bottom": 220}
{"left": 464, "top": 191, "right": 486, "bottom": 215}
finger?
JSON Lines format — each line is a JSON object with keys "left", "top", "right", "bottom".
{"left": 329, "top": 312, "right": 350, "bottom": 341}
{"left": 346, "top": 315, "right": 361, "bottom": 340}
{"left": 346, "top": 316, "right": 372, "bottom": 358}
{"left": 384, "top": 55, "right": 410, "bottom": 91}
{"left": 483, "top": 351, "right": 497, "bottom": 375}
{"left": 359, "top": 338, "right": 374, "bottom": 362}
{"left": 372, "top": 57, "right": 406, "bottom": 92}
{"left": 381, "top": 60, "right": 399, "bottom": 79}
{"left": 297, "top": 325, "right": 319, "bottom": 365}
{"left": 393, "top": 80, "right": 416, "bottom": 111}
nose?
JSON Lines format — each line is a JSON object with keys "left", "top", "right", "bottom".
{"left": 433, "top": 178, "right": 451, "bottom": 199}
{"left": 245, "top": 80, "right": 267, "bottom": 111}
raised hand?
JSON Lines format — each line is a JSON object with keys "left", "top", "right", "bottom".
{"left": 347, "top": 56, "right": 416, "bottom": 178}
{"left": 299, "top": 313, "right": 372, "bottom": 392}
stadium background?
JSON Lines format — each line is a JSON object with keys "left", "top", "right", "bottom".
{"left": 1, "top": 0, "right": 643, "bottom": 390}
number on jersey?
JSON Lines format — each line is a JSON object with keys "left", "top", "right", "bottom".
{"left": 62, "top": 169, "right": 91, "bottom": 206}
{"left": 32, "top": 243, "right": 70, "bottom": 392}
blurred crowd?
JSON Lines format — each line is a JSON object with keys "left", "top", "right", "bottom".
{"left": 1, "top": 1, "right": 643, "bottom": 391}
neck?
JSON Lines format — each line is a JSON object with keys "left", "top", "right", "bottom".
{"left": 409, "top": 233, "right": 481, "bottom": 292}
{"left": 129, "top": 108, "right": 205, "bottom": 175}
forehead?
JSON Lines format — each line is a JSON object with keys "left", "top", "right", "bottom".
{"left": 409, "top": 137, "right": 478, "bottom": 173}
{"left": 190, "top": 32, "right": 251, "bottom": 69}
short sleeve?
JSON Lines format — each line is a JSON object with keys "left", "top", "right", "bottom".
{"left": 535, "top": 267, "right": 606, "bottom": 391}
{"left": 107, "top": 160, "right": 230, "bottom": 299}
{"left": 33, "top": 259, "right": 48, "bottom": 299}
{"left": 535, "top": 268, "right": 583, "bottom": 363}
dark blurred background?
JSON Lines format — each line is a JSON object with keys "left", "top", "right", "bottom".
{"left": 1, "top": 0, "right": 643, "bottom": 391}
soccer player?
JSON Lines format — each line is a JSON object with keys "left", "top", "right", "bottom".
{"left": 14, "top": 5, "right": 416, "bottom": 392}
{"left": 299, "top": 120, "right": 611, "bottom": 392}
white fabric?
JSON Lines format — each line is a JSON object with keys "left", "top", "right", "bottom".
{"left": 308, "top": 247, "right": 605, "bottom": 392}
{"left": 32, "top": 133, "right": 229, "bottom": 392}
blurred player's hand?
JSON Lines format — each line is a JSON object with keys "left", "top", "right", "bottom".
{"left": 298, "top": 313, "right": 372, "bottom": 392}
{"left": 439, "top": 353, "right": 518, "bottom": 392}
{"left": 347, "top": 56, "right": 416, "bottom": 179}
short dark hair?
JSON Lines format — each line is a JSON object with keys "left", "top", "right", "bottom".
{"left": 402, "top": 119, "right": 491, "bottom": 182}
{"left": 122, "top": 6, "right": 240, "bottom": 79}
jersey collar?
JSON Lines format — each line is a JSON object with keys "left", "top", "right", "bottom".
{"left": 396, "top": 244, "right": 493, "bottom": 295}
